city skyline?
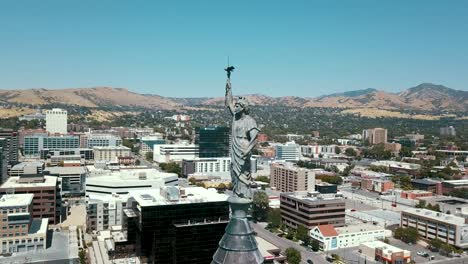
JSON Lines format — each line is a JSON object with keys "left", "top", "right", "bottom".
{"left": 1, "top": 1, "right": 468, "bottom": 97}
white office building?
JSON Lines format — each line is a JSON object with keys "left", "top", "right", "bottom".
{"left": 87, "top": 193, "right": 128, "bottom": 232}
{"left": 84, "top": 134, "right": 122, "bottom": 148}
{"left": 153, "top": 143, "right": 199, "bottom": 163}
{"left": 275, "top": 141, "right": 300, "bottom": 161}
{"left": 85, "top": 168, "right": 178, "bottom": 196}
{"left": 300, "top": 145, "right": 337, "bottom": 158}
{"left": 45, "top": 108, "right": 67, "bottom": 134}
{"left": 93, "top": 146, "right": 132, "bottom": 162}
{"left": 140, "top": 134, "right": 165, "bottom": 155}
{"left": 401, "top": 208, "right": 468, "bottom": 248}
{"left": 310, "top": 224, "right": 390, "bottom": 251}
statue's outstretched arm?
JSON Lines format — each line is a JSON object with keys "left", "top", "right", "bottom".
{"left": 225, "top": 80, "right": 234, "bottom": 115}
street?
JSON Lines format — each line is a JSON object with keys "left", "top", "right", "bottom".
{"left": 251, "top": 222, "right": 329, "bottom": 264}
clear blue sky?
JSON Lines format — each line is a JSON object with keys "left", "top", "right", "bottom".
{"left": 1, "top": 1, "right": 467, "bottom": 97}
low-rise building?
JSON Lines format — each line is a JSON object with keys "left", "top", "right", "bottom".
{"left": 256, "top": 236, "right": 286, "bottom": 263}
{"left": 359, "top": 241, "right": 411, "bottom": 264}
{"left": 300, "top": 145, "right": 337, "bottom": 158}
{"left": 400, "top": 190, "right": 433, "bottom": 200}
{"left": 93, "top": 146, "right": 132, "bottom": 162}
{"left": 86, "top": 194, "right": 128, "bottom": 232}
{"left": 182, "top": 157, "right": 231, "bottom": 178}
{"left": 153, "top": 143, "right": 199, "bottom": 163}
{"left": 270, "top": 162, "right": 315, "bottom": 192}
{"left": 85, "top": 168, "right": 177, "bottom": 197}
{"left": 371, "top": 160, "right": 421, "bottom": 176}
{"left": 401, "top": 208, "right": 468, "bottom": 248}
{"left": 84, "top": 134, "right": 122, "bottom": 148}
{"left": 361, "top": 178, "right": 394, "bottom": 194}
{"left": 8, "top": 162, "right": 45, "bottom": 177}
{"left": 441, "top": 179, "right": 468, "bottom": 195}
{"left": 274, "top": 141, "right": 300, "bottom": 162}
{"left": 280, "top": 191, "right": 345, "bottom": 230}
{"left": 45, "top": 167, "right": 87, "bottom": 196}
{"left": 0, "top": 194, "right": 48, "bottom": 254}
{"left": 315, "top": 182, "right": 338, "bottom": 194}
{"left": 411, "top": 178, "right": 442, "bottom": 194}
{"left": 0, "top": 176, "right": 58, "bottom": 224}
{"left": 310, "top": 224, "right": 390, "bottom": 251}
{"left": 140, "top": 134, "right": 165, "bottom": 155}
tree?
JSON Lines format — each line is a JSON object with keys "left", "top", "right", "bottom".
{"left": 311, "top": 238, "right": 320, "bottom": 251}
{"left": 159, "top": 162, "right": 181, "bottom": 176}
{"left": 394, "top": 227, "right": 419, "bottom": 244}
{"left": 145, "top": 151, "right": 153, "bottom": 161}
{"left": 429, "top": 238, "right": 443, "bottom": 251}
{"left": 79, "top": 249, "right": 86, "bottom": 264}
{"left": 188, "top": 177, "right": 197, "bottom": 185}
{"left": 335, "top": 146, "right": 341, "bottom": 155}
{"left": 255, "top": 176, "right": 270, "bottom": 183}
{"left": 345, "top": 148, "right": 357, "bottom": 157}
{"left": 217, "top": 183, "right": 226, "bottom": 191}
{"left": 267, "top": 208, "right": 282, "bottom": 229}
{"left": 285, "top": 247, "right": 301, "bottom": 264}
{"left": 296, "top": 225, "right": 310, "bottom": 245}
{"left": 416, "top": 200, "right": 427, "bottom": 208}
{"left": 252, "top": 192, "right": 269, "bottom": 222}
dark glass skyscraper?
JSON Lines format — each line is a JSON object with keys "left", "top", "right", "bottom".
{"left": 196, "top": 126, "right": 230, "bottom": 158}
{"left": 126, "top": 187, "right": 230, "bottom": 264}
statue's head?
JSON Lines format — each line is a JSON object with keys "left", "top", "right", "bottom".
{"left": 234, "top": 96, "right": 249, "bottom": 115}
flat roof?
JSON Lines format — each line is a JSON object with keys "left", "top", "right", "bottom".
{"left": 0, "top": 194, "right": 34, "bottom": 207}
{"left": 10, "top": 161, "right": 44, "bottom": 170}
{"left": 255, "top": 236, "right": 280, "bottom": 258}
{"left": 361, "top": 240, "right": 406, "bottom": 253}
{"left": 1, "top": 175, "right": 57, "bottom": 188}
{"left": 92, "top": 146, "right": 131, "bottom": 150}
{"left": 283, "top": 192, "right": 344, "bottom": 203}
{"left": 442, "top": 179, "right": 468, "bottom": 186}
{"left": 403, "top": 208, "right": 467, "bottom": 226}
{"left": 45, "top": 166, "right": 87, "bottom": 175}
{"left": 411, "top": 178, "right": 439, "bottom": 185}
{"left": 29, "top": 218, "right": 48, "bottom": 235}
{"left": 336, "top": 223, "right": 385, "bottom": 235}
{"left": 130, "top": 186, "right": 228, "bottom": 207}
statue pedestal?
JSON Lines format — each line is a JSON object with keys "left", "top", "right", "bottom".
{"left": 211, "top": 196, "right": 264, "bottom": 264}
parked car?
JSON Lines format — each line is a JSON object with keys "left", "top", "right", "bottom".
{"left": 307, "top": 260, "right": 314, "bottom": 264}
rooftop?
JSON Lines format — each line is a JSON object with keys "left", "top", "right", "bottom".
{"left": 87, "top": 168, "right": 177, "bottom": 185}
{"left": 130, "top": 186, "right": 228, "bottom": 207}
{"left": 442, "top": 179, "right": 468, "bottom": 186}
{"left": 336, "top": 223, "right": 385, "bottom": 235}
{"left": 411, "top": 178, "right": 440, "bottom": 185}
{"left": 1, "top": 175, "right": 57, "bottom": 188}
{"left": 45, "top": 166, "right": 87, "bottom": 175}
{"left": 0, "top": 193, "right": 34, "bottom": 207}
{"left": 361, "top": 240, "right": 407, "bottom": 253}
{"left": 317, "top": 224, "right": 338, "bottom": 237}
{"left": 92, "top": 146, "right": 131, "bottom": 150}
{"left": 29, "top": 218, "right": 48, "bottom": 235}
{"left": 283, "top": 191, "right": 344, "bottom": 203}
{"left": 10, "top": 161, "right": 44, "bottom": 170}
{"left": 403, "top": 208, "right": 467, "bottom": 226}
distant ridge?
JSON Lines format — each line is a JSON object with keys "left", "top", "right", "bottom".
{"left": 319, "top": 88, "right": 378, "bottom": 98}
{"left": 0, "top": 83, "right": 466, "bottom": 112}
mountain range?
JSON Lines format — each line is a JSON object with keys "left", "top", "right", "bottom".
{"left": 0, "top": 83, "right": 467, "bottom": 113}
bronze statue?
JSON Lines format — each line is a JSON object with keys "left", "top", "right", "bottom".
{"left": 225, "top": 66, "right": 259, "bottom": 199}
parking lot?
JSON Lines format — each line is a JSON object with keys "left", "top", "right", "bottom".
{"left": 387, "top": 237, "right": 450, "bottom": 263}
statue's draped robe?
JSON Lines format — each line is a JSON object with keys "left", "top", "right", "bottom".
{"left": 230, "top": 115, "right": 259, "bottom": 198}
